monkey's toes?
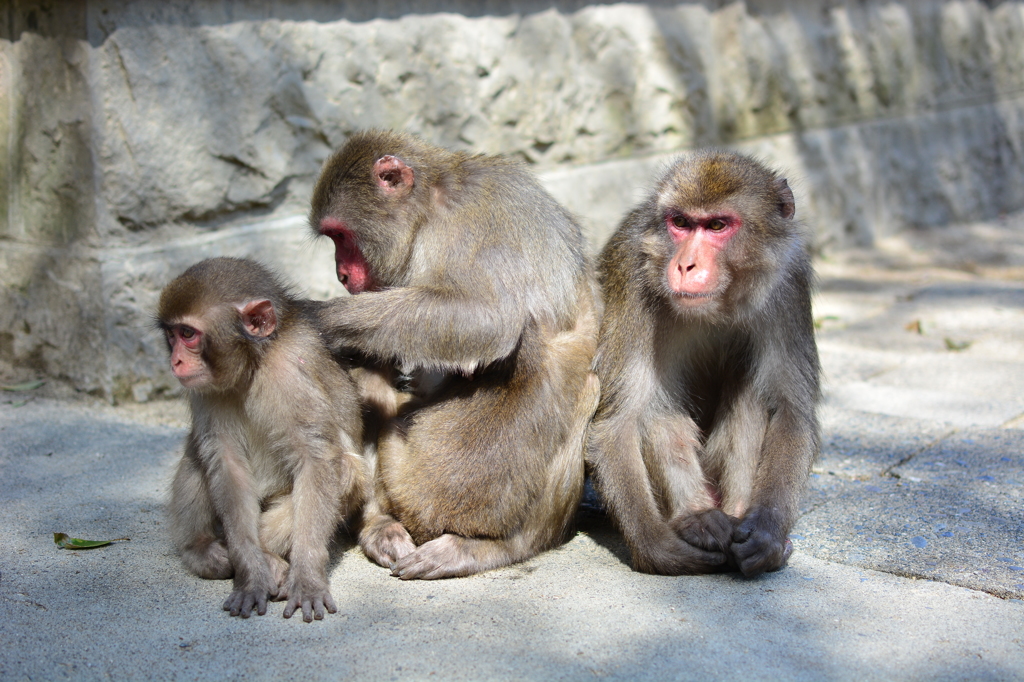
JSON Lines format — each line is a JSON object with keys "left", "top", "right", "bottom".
{"left": 390, "top": 551, "right": 445, "bottom": 580}
{"left": 360, "top": 520, "right": 416, "bottom": 568}
{"left": 390, "top": 535, "right": 477, "bottom": 580}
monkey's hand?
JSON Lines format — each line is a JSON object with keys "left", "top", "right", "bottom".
{"left": 730, "top": 506, "right": 794, "bottom": 578}
{"left": 282, "top": 576, "right": 337, "bottom": 622}
{"left": 222, "top": 568, "right": 279, "bottom": 618}
{"left": 631, "top": 524, "right": 728, "bottom": 576}
{"left": 359, "top": 515, "right": 416, "bottom": 568}
{"left": 671, "top": 509, "right": 739, "bottom": 555}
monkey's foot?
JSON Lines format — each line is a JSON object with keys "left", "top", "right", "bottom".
{"left": 181, "top": 538, "right": 233, "bottom": 580}
{"left": 359, "top": 516, "right": 416, "bottom": 568}
{"left": 671, "top": 508, "right": 738, "bottom": 554}
{"left": 390, "top": 534, "right": 512, "bottom": 580}
{"left": 264, "top": 551, "right": 290, "bottom": 599}
{"left": 282, "top": 577, "right": 337, "bottom": 622}
{"left": 631, "top": 524, "right": 727, "bottom": 576}
{"left": 731, "top": 506, "right": 794, "bottom": 578}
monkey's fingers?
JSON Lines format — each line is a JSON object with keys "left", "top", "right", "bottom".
{"left": 631, "top": 526, "right": 728, "bottom": 575}
{"left": 283, "top": 591, "right": 338, "bottom": 622}
{"left": 671, "top": 509, "right": 738, "bottom": 554}
{"left": 223, "top": 588, "right": 270, "bottom": 618}
{"left": 731, "top": 508, "right": 793, "bottom": 578}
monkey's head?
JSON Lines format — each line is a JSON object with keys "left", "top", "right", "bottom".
{"left": 157, "top": 258, "right": 286, "bottom": 394}
{"left": 309, "top": 130, "right": 449, "bottom": 294}
{"left": 645, "top": 151, "right": 799, "bottom": 321}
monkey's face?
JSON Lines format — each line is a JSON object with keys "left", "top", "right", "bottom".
{"left": 644, "top": 206, "right": 739, "bottom": 320}
{"left": 163, "top": 318, "right": 215, "bottom": 389}
{"left": 319, "top": 217, "right": 377, "bottom": 294}
{"left": 664, "top": 210, "right": 738, "bottom": 301}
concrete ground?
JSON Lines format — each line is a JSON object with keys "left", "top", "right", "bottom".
{"left": 2, "top": 215, "right": 1024, "bottom": 681}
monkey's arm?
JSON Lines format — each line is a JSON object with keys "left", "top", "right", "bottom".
{"left": 317, "top": 287, "right": 527, "bottom": 372}
{"left": 733, "top": 295, "right": 820, "bottom": 578}
{"left": 281, "top": 439, "right": 348, "bottom": 621}
{"left": 199, "top": 435, "right": 281, "bottom": 617}
{"left": 587, "top": 406, "right": 726, "bottom": 575}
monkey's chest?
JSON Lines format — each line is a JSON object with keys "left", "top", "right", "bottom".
{"left": 239, "top": 430, "right": 292, "bottom": 500}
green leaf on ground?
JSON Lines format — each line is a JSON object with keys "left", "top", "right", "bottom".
{"left": 1, "top": 380, "right": 45, "bottom": 392}
{"left": 53, "top": 533, "right": 130, "bottom": 550}
{"left": 944, "top": 337, "right": 972, "bottom": 351}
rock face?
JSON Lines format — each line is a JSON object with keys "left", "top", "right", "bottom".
{"left": 3, "top": 0, "right": 1024, "bottom": 400}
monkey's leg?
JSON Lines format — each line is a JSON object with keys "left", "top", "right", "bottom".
{"left": 206, "top": 442, "right": 281, "bottom": 618}
{"left": 731, "top": 405, "right": 815, "bottom": 577}
{"left": 168, "top": 448, "right": 232, "bottom": 580}
{"left": 257, "top": 495, "right": 293, "bottom": 597}
{"left": 400, "top": 369, "right": 599, "bottom": 582}
{"left": 673, "top": 386, "right": 767, "bottom": 556}
{"left": 358, "top": 429, "right": 416, "bottom": 568}
{"left": 525, "top": 371, "right": 599, "bottom": 552}
{"left": 282, "top": 448, "right": 366, "bottom": 622}
{"left": 588, "top": 412, "right": 726, "bottom": 576}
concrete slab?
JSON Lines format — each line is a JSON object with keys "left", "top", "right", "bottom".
{"left": 1, "top": 397, "right": 1023, "bottom": 681}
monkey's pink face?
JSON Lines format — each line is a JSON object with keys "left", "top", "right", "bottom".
{"left": 319, "top": 217, "right": 376, "bottom": 294}
{"left": 165, "top": 323, "right": 213, "bottom": 389}
{"left": 664, "top": 210, "right": 739, "bottom": 306}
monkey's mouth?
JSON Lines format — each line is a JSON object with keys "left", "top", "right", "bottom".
{"left": 672, "top": 291, "right": 715, "bottom": 304}
{"left": 175, "top": 373, "right": 208, "bottom": 390}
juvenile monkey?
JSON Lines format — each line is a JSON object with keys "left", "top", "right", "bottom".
{"left": 587, "top": 151, "right": 820, "bottom": 578}
{"left": 158, "top": 257, "right": 365, "bottom": 620}
{"left": 309, "top": 130, "right": 600, "bottom": 580}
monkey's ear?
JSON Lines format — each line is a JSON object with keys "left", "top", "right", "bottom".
{"left": 775, "top": 178, "right": 795, "bottom": 220}
{"left": 238, "top": 299, "right": 277, "bottom": 338}
{"left": 373, "top": 155, "right": 415, "bottom": 196}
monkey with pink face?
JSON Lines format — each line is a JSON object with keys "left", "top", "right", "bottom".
{"left": 309, "top": 130, "right": 600, "bottom": 581}
{"left": 587, "top": 151, "right": 820, "bottom": 578}
{"left": 158, "top": 257, "right": 365, "bottom": 621}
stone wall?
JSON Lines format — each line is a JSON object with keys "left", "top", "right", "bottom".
{"left": 3, "top": 0, "right": 1024, "bottom": 400}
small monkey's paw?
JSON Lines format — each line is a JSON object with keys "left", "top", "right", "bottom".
{"left": 631, "top": 525, "right": 727, "bottom": 576}
{"left": 390, "top": 534, "right": 480, "bottom": 580}
{"left": 731, "top": 507, "right": 794, "bottom": 578}
{"left": 360, "top": 518, "right": 416, "bottom": 568}
{"left": 282, "top": 578, "right": 337, "bottom": 622}
{"left": 671, "top": 509, "right": 738, "bottom": 554}
{"left": 222, "top": 574, "right": 279, "bottom": 618}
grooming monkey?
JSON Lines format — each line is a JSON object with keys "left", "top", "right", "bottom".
{"left": 587, "top": 151, "right": 820, "bottom": 577}
{"left": 158, "top": 257, "right": 365, "bottom": 620}
{"left": 309, "top": 130, "right": 600, "bottom": 580}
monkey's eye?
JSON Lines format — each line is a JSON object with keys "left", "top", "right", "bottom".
{"left": 707, "top": 219, "right": 727, "bottom": 232}
{"left": 669, "top": 214, "right": 689, "bottom": 229}
{"left": 180, "top": 326, "right": 196, "bottom": 339}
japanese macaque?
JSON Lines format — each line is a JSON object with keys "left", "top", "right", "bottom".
{"left": 309, "top": 130, "right": 600, "bottom": 580}
{"left": 586, "top": 151, "right": 820, "bottom": 578}
{"left": 158, "top": 257, "right": 365, "bottom": 620}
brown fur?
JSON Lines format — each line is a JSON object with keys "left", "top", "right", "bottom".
{"left": 586, "top": 151, "right": 820, "bottom": 577}
{"left": 159, "top": 257, "right": 366, "bottom": 619}
{"left": 309, "top": 130, "right": 599, "bottom": 579}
